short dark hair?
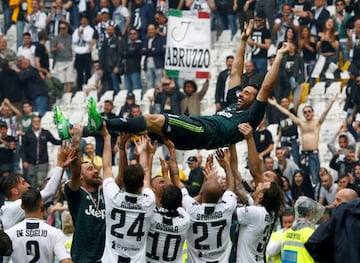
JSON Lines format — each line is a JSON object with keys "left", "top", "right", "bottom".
{"left": 335, "top": 0, "right": 345, "bottom": 4}
{"left": 104, "top": 100, "right": 113, "bottom": 105}
{"left": 123, "top": 164, "right": 144, "bottom": 193}
{"left": 38, "top": 30, "right": 48, "bottom": 41}
{"left": 22, "top": 100, "right": 32, "bottom": 107}
{"left": 59, "top": 21, "right": 69, "bottom": 28}
{"left": 282, "top": 207, "right": 294, "bottom": 217}
{"left": 0, "top": 173, "right": 23, "bottom": 198}
{"left": 162, "top": 185, "right": 182, "bottom": 212}
{"left": 346, "top": 145, "right": 355, "bottom": 152}
{"left": 23, "top": 32, "right": 31, "bottom": 37}
{"left": 22, "top": 189, "right": 42, "bottom": 212}
{"left": 226, "top": 55, "right": 234, "bottom": 60}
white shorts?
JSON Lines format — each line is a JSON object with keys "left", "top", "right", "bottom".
{"left": 53, "top": 61, "right": 75, "bottom": 83}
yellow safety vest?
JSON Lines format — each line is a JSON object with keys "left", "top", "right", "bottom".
{"left": 267, "top": 230, "right": 282, "bottom": 263}
{"left": 281, "top": 227, "right": 315, "bottom": 263}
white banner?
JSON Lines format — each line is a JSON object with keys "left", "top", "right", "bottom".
{"left": 165, "top": 9, "right": 211, "bottom": 79}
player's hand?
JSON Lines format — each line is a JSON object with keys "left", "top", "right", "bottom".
{"left": 57, "top": 142, "right": 77, "bottom": 168}
{"left": 135, "top": 135, "right": 148, "bottom": 154}
{"left": 206, "top": 153, "right": 214, "bottom": 168}
{"left": 203, "top": 159, "right": 218, "bottom": 180}
{"left": 117, "top": 132, "right": 130, "bottom": 149}
{"left": 215, "top": 148, "right": 231, "bottom": 168}
{"left": 69, "top": 123, "right": 83, "bottom": 142}
{"left": 100, "top": 121, "right": 110, "bottom": 139}
{"left": 159, "top": 157, "right": 169, "bottom": 173}
{"left": 277, "top": 42, "right": 290, "bottom": 55}
{"left": 330, "top": 93, "right": 338, "bottom": 102}
{"left": 241, "top": 19, "right": 254, "bottom": 41}
{"left": 238, "top": 123, "right": 253, "bottom": 140}
{"left": 147, "top": 137, "right": 158, "bottom": 156}
{"left": 163, "top": 137, "right": 175, "bottom": 151}
{"left": 267, "top": 97, "right": 277, "bottom": 105}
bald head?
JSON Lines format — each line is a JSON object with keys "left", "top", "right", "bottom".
{"left": 202, "top": 179, "right": 222, "bottom": 203}
{"left": 333, "top": 188, "right": 359, "bottom": 208}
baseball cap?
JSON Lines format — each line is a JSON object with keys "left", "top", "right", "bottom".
{"left": 126, "top": 92, "right": 135, "bottom": 100}
{"left": 187, "top": 156, "right": 197, "bottom": 163}
{"left": 255, "top": 10, "right": 266, "bottom": 19}
{"left": 268, "top": 52, "right": 276, "bottom": 59}
{"left": 100, "top": 8, "right": 109, "bottom": 14}
{"left": 0, "top": 121, "right": 7, "bottom": 128}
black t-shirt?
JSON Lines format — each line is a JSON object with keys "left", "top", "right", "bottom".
{"left": 216, "top": 0, "right": 236, "bottom": 14}
{"left": 302, "top": 41, "right": 317, "bottom": 62}
{"left": 0, "top": 135, "right": 16, "bottom": 165}
{"left": 251, "top": 27, "right": 272, "bottom": 59}
{"left": 352, "top": 34, "right": 360, "bottom": 60}
{"left": 35, "top": 43, "right": 50, "bottom": 71}
{"left": 279, "top": 108, "right": 298, "bottom": 138}
{"left": 284, "top": 55, "right": 296, "bottom": 77}
{"left": 320, "top": 35, "right": 339, "bottom": 54}
{"left": 254, "top": 129, "right": 273, "bottom": 158}
{"left": 292, "top": 0, "right": 312, "bottom": 26}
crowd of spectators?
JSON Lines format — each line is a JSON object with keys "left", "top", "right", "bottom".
{"left": 1, "top": 0, "right": 360, "bottom": 262}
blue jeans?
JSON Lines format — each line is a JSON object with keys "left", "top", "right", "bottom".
{"left": 103, "top": 71, "right": 120, "bottom": 94}
{"left": 339, "top": 39, "right": 349, "bottom": 62}
{"left": 218, "top": 12, "right": 237, "bottom": 39}
{"left": 71, "top": 5, "right": 80, "bottom": 29}
{"left": 252, "top": 57, "right": 268, "bottom": 77}
{"left": 281, "top": 138, "right": 300, "bottom": 166}
{"left": 301, "top": 151, "right": 320, "bottom": 185}
{"left": 33, "top": 96, "right": 48, "bottom": 117}
{"left": 124, "top": 72, "right": 142, "bottom": 93}
{"left": 16, "top": 21, "right": 26, "bottom": 48}
{"left": 145, "top": 67, "right": 162, "bottom": 90}
{"left": 2, "top": 4, "right": 12, "bottom": 34}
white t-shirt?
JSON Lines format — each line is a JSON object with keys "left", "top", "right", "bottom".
{"left": 102, "top": 177, "right": 155, "bottom": 263}
{"left": 236, "top": 206, "right": 274, "bottom": 263}
{"left": 187, "top": 0, "right": 212, "bottom": 13}
{"left": 17, "top": 45, "right": 36, "bottom": 66}
{"left": 5, "top": 218, "right": 70, "bottom": 263}
{"left": 182, "top": 188, "right": 237, "bottom": 263}
{"left": 146, "top": 206, "right": 191, "bottom": 263}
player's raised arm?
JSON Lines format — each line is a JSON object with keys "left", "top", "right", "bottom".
{"left": 166, "top": 138, "right": 185, "bottom": 189}
{"left": 257, "top": 42, "right": 289, "bottom": 102}
{"left": 101, "top": 122, "right": 112, "bottom": 180}
{"left": 146, "top": 138, "right": 158, "bottom": 180}
{"left": 116, "top": 132, "right": 130, "bottom": 189}
{"left": 135, "top": 135, "right": 151, "bottom": 189}
{"left": 215, "top": 148, "right": 235, "bottom": 193}
{"left": 68, "top": 124, "right": 84, "bottom": 191}
{"left": 229, "top": 19, "right": 254, "bottom": 90}
{"left": 41, "top": 143, "right": 76, "bottom": 204}
{"left": 239, "top": 123, "right": 264, "bottom": 184}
